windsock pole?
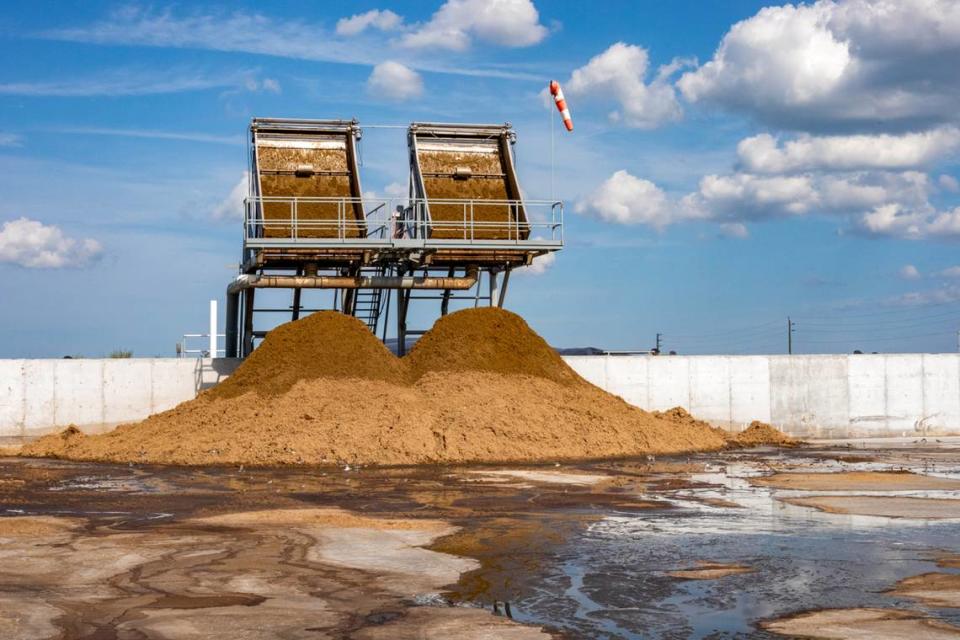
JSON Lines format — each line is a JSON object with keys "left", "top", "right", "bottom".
{"left": 549, "top": 80, "right": 573, "bottom": 132}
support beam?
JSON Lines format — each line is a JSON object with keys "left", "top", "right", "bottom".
{"left": 489, "top": 270, "right": 500, "bottom": 308}
{"left": 242, "top": 288, "right": 256, "bottom": 357}
{"left": 343, "top": 266, "right": 359, "bottom": 316}
{"left": 440, "top": 267, "right": 455, "bottom": 316}
{"left": 397, "top": 269, "right": 410, "bottom": 356}
{"left": 227, "top": 268, "right": 479, "bottom": 294}
{"left": 291, "top": 266, "right": 302, "bottom": 321}
{"left": 497, "top": 268, "right": 511, "bottom": 308}
{"left": 225, "top": 291, "right": 239, "bottom": 358}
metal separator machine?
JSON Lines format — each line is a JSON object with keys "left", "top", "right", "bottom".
{"left": 225, "top": 117, "right": 563, "bottom": 358}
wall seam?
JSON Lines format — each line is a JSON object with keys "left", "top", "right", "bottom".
{"left": 19, "top": 361, "right": 26, "bottom": 438}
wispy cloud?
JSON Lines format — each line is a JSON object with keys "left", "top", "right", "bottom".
{"left": 0, "top": 68, "right": 264, "bottom": 97}
{"left": 40, "top": 6, "right": 544, "bottom": 81}
{"left": 0, "top": 133, "right": 22, "bottom": 147}
{"left": 53, "top": 127, "right": 244, "bottom": 146}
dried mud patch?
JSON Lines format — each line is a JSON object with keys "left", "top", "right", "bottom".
{"left": 784, "top": 495, "right": 960, "bottom": 519}
{"left": 667, "top": 561, "right": 754, "bottom": 580}
{"left": 890, "top": 572, "right": 960, "bottom": 608}
{"left": 752, "top": 471, "right": 960, "bottom": 492}
{"left": 762, "top": 607, "right": 960, "bottom": 639}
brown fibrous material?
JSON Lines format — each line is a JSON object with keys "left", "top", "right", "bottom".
{"left": 731, "top": 421, "right": 801, "bottom": 447}
{"left": 21, "top": 308, "right": 793, "bottom": 467}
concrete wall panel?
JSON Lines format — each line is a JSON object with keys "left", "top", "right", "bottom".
{"left": 0, "top": 360, "right": 24, "bottom": 438}
{"left": 647, "top": 357, "right": 690, "bottom": 411}
{"left": 885, "top": 355, "right": 924, "bottom": 435}
{"left": 921, "top": 355, "right": 960, "bottom": 433}
{"left": 604, "top": 357, "right": 649, "bottom": 407}
{"left": 151, "top": 360, "right": 201, "bottom": 414}
{"left": 847, "top": 355, "right": 888, "bottom": 436}
{"left": 730, "top": 357, "right": 771, "bottom": 426}
{"left": 769, "top": 356, "right": 849, "bottom": 438}
{"left": 688, "top": 357, "right": 731, "bottom": 426}
{"left": 565, "top": 356, "right": 606, "bottom": 389}
{"left": 53, "top": 360, "right": 104, "bottom": 428}
{"left": 21, "top": 360, "right": 55, "bottom": 435}
{"left": 103, "top": 360, "right": 154, "bottom": 426}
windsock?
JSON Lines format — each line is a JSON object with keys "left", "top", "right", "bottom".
{"left": 549, "top": 80, "right": 573, "bottom": 132}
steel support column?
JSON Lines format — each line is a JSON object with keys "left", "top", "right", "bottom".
{"left": 225, "top": 291, "right": 239, "bottom": 358}
{"left": 242, "top": 288, "right": 256, "bottom": 357}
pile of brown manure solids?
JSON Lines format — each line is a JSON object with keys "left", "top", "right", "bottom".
{"left": 22, "top": 308, "right": 786, "bottom": 466}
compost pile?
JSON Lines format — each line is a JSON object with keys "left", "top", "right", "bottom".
{"left": 22, "top": 308, "right": 791, "bottom": 466}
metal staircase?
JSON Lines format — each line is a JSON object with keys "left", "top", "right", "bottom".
{"left": 352, "top": 266, "right": 387, "bottom": 333}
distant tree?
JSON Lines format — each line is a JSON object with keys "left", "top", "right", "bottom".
{"left": 109, "top": 349, "right": 133, "bottom": 359}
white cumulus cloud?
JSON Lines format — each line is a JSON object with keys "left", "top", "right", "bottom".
{"left": 0, "top": 218, "right": 102, "bottom": 268}
{"left": 336, "top": 9, "right": 403, "bottom": 36}
{"left": 212, "top": 173, "right": 248, "bottom": 221}
{"left": 367, "top": 61, "right": 423, "bottom": 101}
{"left": 566, "top": 43, "right": 686, "bottom": 129}
{"left": 575, "top": 170, "right": 689, "bottom": 229}
{"left": 400, "top": 0, "right": 548, "bottom": 51}
{"left": 677, "top": 0, "right": 960, "bottom": 131}
{"left": 516, "top": 250, "right": 556, "bottom": 276}
{"left": 857, "top": 203, "right": 960, "bottom": 240}
{"left": 738, "top": 128, "right": 960, "bottom": 173}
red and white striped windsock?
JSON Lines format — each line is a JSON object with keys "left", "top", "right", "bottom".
{"left": 549, "top": 80, "right": 573, "bottom": 132}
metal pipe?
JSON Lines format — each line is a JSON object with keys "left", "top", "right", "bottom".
{"left": 227, "top": 267, "right": 479, "bottom": 294}
{"left": 225, "top": 292, "right": 239, "bottom": 358}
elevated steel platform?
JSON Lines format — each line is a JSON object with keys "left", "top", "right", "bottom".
{"left": 226, "top": 118, "right": 563, "bottom": 358}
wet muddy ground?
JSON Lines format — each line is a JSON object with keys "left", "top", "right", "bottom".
{"left": 3, "top": 440, "right": 960, "bottom": 639}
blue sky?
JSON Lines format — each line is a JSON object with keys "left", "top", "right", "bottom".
{"left": 2, "top": 0, "right": 960, "bottom": 357}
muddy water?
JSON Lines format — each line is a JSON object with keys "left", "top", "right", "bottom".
{"left": 2, "top": 443, "right": 960, "bottom": 638}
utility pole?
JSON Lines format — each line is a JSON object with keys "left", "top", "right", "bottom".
{"left": 655, "top": 332, "right": 663, "bottom": 353}
{"left": 787, "top": 317, "right": 795, "bottom": 355}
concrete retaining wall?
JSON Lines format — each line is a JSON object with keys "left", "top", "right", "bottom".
{"left": 565, "top": 354, "right": 960, "bottom": 438}
{"left": 0, "top": 358, "right": 238, "bottom": 441}
{"left": 1, "top": 354, "right": 958, "bottom": 440}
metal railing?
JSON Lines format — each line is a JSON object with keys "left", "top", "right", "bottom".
{"left": 243, "top": 196, "right": 563, "bottom": 248}
{"left": 178, "top": 333, "right": 225, "bottom": 358}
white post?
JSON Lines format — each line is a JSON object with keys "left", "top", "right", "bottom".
{"left": 209, "top": 299, "right": 218, "bottom": 358}
{"left": 489, "top": 271, "right": 500, "bottom": 308}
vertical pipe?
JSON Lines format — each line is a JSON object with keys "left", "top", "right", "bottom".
{"left": 441, "top": 267, "right": 454, "bottom": 316}
{"left": 242, "top": 289, "right": 256, "bottom": 357}
{"left": 209, "top": 299, "right": 218, "bottom": 357}
{"left": 292, "top": 266, "right": 303, "bottom": 321}
{"left": 489, "top": 271, "right": 500, "bottom": 307}
{"left": 497, "top": 269, "right": 511, "bottom": 308}
{"left": 225, "top": 292, "right": 239, "bottom": 358}
{"left": 396, "top": 268, "right": 408, "bottom": 356}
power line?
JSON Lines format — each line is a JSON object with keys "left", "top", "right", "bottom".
{"left": 667, "top": 319, "right": 782, "bottom": 339}
{"left": 801, "top": 329, "right": 955, "bottom": 345}
{"left": 793, "top": 298, "right": 960, "bottom": 321}
{"left": 798, "top": 308, "right": 960, "bottom": 329}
